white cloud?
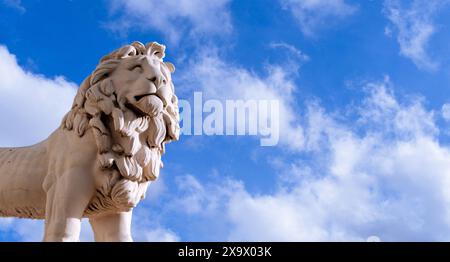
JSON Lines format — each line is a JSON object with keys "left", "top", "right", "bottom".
{"left": 269, "top": 42, "right": 310, "bottom": 74}
{"left": 2, "top": 0, "right": 25, "bottom": 13}
{"left": 132, "top": 204, "right": 181, "bottom": 242}
{"left": 0, "top": 217, "right": 13, "bottom": 229}
{"left": 106, "top": 0, "right": 232, "bottom": 44}
{"left": 0, "top": 219, "right": 44, "bottom": 242}
{"left": 0, "top": 45, "right": 77, "bottom": 147}
{"left": 280, "top": 0, "right": 357, "bottom": 36}
{"left": 442, "top": 103, "right": 450, "bottom": 121}
{"left": 134, "top": 227, "right": 180, "bottom": 242}
{"left": 166, "top": 79, "right": 450, "bottom": 241}
{"left": 357, "top": 79, "right": 438, "bottom": 139}
{"left": 269, "top": 42, "right": 310, "bottom": 62}
{"left": 384, "top": 0, "right": 450, "bottom": 71}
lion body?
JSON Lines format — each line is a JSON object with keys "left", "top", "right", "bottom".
{"left": 0, "top": 142, "right": 48, "bottom": 218}
{"left": 0, "top": 128, "right": 100, "bottom": 219}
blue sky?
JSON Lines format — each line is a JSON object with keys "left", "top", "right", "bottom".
{"left": 1, "top": 0, "right": 450, "bottom": 241}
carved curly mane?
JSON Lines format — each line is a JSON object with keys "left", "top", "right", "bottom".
{"left": 60, "top": 41, "right": 180, "bottom": 216}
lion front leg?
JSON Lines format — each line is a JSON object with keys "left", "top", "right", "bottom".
{"left": 89, "top": 211, "right": 133, "bottom": 242}
{"left": 43, "top": 168, "right": 96, "bottom": 242}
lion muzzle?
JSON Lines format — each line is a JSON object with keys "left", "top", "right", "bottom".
{"left": 134, "top": 94, "right": 164, "bottom": 117}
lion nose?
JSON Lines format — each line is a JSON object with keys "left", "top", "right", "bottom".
{"left": 147, "top": 76, "right": 158, "bottom": 86}
{"left": 148, "top": 75, "right": 167, "bottom": 90}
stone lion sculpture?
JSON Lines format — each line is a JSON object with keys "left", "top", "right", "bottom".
{"left": 0, "top": 41, "right": 180, "bottom": 241}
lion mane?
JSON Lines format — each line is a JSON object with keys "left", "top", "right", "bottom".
{"left": 57, "top": 41, "right": 180, "bottom": 216}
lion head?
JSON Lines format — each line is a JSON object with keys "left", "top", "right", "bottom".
{"left": 61, "top": 41, "right": 180, "bottom": 215}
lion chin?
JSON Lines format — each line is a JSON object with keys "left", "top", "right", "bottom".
{"left": 0, "top": 41, "right": 180, "bottom": 242}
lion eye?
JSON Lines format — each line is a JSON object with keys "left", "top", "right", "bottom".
{"left": 130, "top": 64, "right": 143, "bottom": 72}
{"left": 149, "top": 77, "right": 157, "bottom": 84}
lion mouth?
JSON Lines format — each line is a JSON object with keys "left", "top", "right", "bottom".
{"left": 134, "top": 93, "right": 153, "bottom": 101}
{"left": 127, "top": 94, "right": 165, "bottom": 117}
{"left": 134, "top": 93, "right": 167, "bottom": 106}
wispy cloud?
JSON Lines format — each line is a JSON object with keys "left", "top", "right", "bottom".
{"left": 384, "top": 0, "right": 450, "bottom": 71}
{"left": 269, "top": 42, "right": 310, "bottom": 62}
{"left": 441, "top": 103, "right": 450, "bottom": 122}
{"left": 2, "top": 0, "right": 25, "bottom": 13}
{"left": 105, "top": 0, "right": 232, "bottom": 45}
{"left": 280, "top": 0, "right": 357, "bottom": 36}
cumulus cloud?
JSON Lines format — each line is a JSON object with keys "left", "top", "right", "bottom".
{"left": 280, "top": 0, "right": 357, "bottom": 36}
{"left": 163, "top": 78, "right": 450, "bottom": 241}
{"left": 0, "top": 45, "right": 77, "bottom": 147}
{"left": 384, "top": 0, "right": 450, "bottom": 70}
{"left": 106, "top": 0, "right": 232, "bottom": 44}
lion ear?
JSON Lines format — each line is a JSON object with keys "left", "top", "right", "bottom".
{"left": 117, "top": 45, "right": 137, "bottom": 59}
{"left": 165, "top": 62, "right": 175, "bottom": 73}
{"left": 146, "top": 42, "right": 166, "bottom": 59}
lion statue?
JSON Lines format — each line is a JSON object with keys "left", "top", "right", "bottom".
{"left": 0, "top": 41, "right": 180, "bottom": 241}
